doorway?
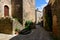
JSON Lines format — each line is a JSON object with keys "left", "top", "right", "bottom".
{"left": 4, "top": 5, "right": 9, "bottom": 17}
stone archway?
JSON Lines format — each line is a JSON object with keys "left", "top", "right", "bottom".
{"left": 4, "top": 5, "right": 9, "bottom": 17}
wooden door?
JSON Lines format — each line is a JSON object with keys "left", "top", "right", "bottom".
{"left": 4, "top": 5, "right": 9, "bottom": 16}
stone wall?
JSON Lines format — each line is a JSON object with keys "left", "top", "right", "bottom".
{"left": 43, "top": 0, "right": 60, "bottom": 39}
{"left": 51, "top": 0, "right": 60, "bottom": 39}
{"left": 12, "top": 0, "right": 35, "bottom": 26}
{"left": 43, "top": 3, "right": 52, "bottom": 31}
{"left": 0, "top": 17, "right": 13, "bottom": 34}
{"left": 23, "top": 0, "right": 35, "bottom": 26}
{"left": 11, "top": 0, "right": 23, "bottom": 24}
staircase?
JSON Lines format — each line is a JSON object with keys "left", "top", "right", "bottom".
{"left": 12, "top": 18, "right": 24, "bottom": 34}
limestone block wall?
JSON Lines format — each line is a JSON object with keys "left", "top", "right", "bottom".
{"left": 11, "top": 0, "right": 23, "bottom": 24}
{"left": 23, "top": 0, "right": 35, "bottom": 26}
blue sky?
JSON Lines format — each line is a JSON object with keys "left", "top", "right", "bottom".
{"left": 35, "top": 0, "right": 49, "bottom": 11}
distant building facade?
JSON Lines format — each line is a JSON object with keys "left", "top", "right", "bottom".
{"left": 35, "top": 9, "right": 43, "bottom": 24}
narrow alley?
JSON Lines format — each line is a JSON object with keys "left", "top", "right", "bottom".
{"left": 10, "top": 25, "right": 53, "bottom": 40}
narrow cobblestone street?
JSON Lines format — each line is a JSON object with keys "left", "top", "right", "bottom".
{"left": 10, "top": 25, "right": 53, "bottom": 40}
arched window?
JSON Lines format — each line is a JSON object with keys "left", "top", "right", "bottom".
{"left": 4, "top": 5, "right": 9, "bottom": 17}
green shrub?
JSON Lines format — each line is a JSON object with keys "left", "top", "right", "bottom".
{"left": 25, "top": 21, "right": 33, "bottom": 30}
{"left": 15, "top": 27, "right": 20, "bottom": 32}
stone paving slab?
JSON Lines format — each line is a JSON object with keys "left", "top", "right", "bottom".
{"left": 0, "top": 33, "right": 16, "bottom": 40}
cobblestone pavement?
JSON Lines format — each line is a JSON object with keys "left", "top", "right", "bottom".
{"left": 10, "top": 25, "right": 53, "bottom": 40}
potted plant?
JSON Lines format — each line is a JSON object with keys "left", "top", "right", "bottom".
{"left": 15, "top": 27, "right": 20, "bottom": 35}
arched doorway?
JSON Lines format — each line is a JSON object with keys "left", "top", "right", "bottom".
{"left": 4, "top": 5, "right": 9, "bottom": 17}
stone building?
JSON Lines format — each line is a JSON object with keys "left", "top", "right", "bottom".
{"left": 0, "top": 0, "right": 11, "bottom": 17}
{"left": 0, "top": 0, "right": 35, "bottom": 34}
{"left": 12, "top": 0, "right": 35, "bottom": 25}
{"left": 35, "top": 9, "right": 43, "bottom": 24}
{"left": 43, "top": 0, "right": 60, "bottom": 39}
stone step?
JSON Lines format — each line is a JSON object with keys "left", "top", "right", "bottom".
{"left": 13, "top": 18, "right": 24, "bottom": 34}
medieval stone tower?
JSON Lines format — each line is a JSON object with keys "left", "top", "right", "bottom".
{"left": 0, "top": 0, "right": 35, "bottom": 34}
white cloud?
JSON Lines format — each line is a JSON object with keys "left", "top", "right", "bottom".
{"left": 36, "top": 4, "right": 47, "bottom": 11}
{"left": 45, "top": 0, "right": 49, "bottom": 3}
{"left": 36, "top": 0, "right": 49, "bottom": 11}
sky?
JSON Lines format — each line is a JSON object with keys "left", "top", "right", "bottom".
{"left": 35, "top": 0, "right": 49, "bottom": 11}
